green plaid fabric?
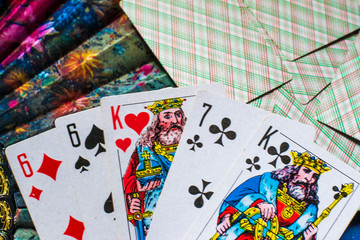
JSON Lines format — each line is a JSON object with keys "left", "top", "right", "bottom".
{"left": 250, "top": 86, "right": 360, "bottom": 170}
{"left": 316, "top": 33, "right": 360, "bottom": 140}
{"left": 121, "top": 0, "right": 292, "bottom": 103}
{"left": 282, "top": 33, "right": 356, "bottom": 104}
{"left": 243, "top": 0, "right": 360, "bottom": 61}
{"left": 242, "top": 0, "right": 359, "bottom": 104}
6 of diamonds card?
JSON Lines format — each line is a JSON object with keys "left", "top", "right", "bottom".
{"left": 100, "top": 84, "right": 225, "bottom": 240}
{"left": 5, "top": 129, "right": 88, "bottom": 240}
{"left": 55, "top": 107, "right": 120, "bottom": 239}
{"left": 186, "top": 116, "right": 360, "bottom": 240}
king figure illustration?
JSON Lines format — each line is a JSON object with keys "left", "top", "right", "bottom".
{"left": 122, "top": 97, "right": 187, "bottom": 240}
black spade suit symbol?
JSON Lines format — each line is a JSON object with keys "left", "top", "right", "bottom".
{"left": 85, "top": 124, "right": 106, "bottom": 156}
{"left": 104, "top": 193, "right": 114, "bottom": 213}
{"left": 75, "top": 156, "right": 90, "bottom": 173}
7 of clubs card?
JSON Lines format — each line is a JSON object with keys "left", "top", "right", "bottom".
{"left": 147, "top": 91, "right": 315, "bottom": 240}
{"left": 100, "top": 84, "right": 225, "bottom": 240}
{"left": 187, "top": 116, "right": 360, "bottom": 240}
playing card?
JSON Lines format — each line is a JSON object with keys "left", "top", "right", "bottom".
{"left": 5, "top": 129, "right": 89, "bottom": 240}
{"left": 147, "top": 91, "right": 283, "bottom": 240}
{"left": 55, "top": 107, "right": 119, "bottom": 239}
{"left": 187, "top": 116, "right": 360, "bottom": 240}
{"left": 100, "top": 84, "right": 225, "bottom": 240}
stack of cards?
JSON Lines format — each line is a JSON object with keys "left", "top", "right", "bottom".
{"left": 5, "top": 85, "right": 360, "bottom": 240}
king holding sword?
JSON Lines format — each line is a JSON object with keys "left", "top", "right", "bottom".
{"left": 213, "top": 151, "right": 353, "bottom": 240}
{"left": 122, "top": 97, "right": 186, "bottom": 240}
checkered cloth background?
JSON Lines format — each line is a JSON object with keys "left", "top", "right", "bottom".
{"left": 121, "top": 0, "right": 292, "bottom": 103}
{"left": 316, "top": 34, "right": 360, "bottom": 141}
{"left": 243, "top": 0, "right": 360, "bottom": 61}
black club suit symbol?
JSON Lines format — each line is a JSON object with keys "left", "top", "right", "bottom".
{"left": 188, "top": 179, "right": 214, "bottom": 208}
{"left": 187, "top": 135, "right": 203, "bottom": 151}
{"left": 267, "top": 142, "right": 290, "bottom": 168}
{"left": 209, "top": 118, "right": 236, "bottom": 146}
{"left": 246, "top": 156, "right": 261, "bottom": 172}
{"left": 333, "top": 185, "right": 348, "bottom": 200}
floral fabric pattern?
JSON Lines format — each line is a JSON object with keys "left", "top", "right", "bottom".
{"left": 0, "top": 13, "right": 154, "bottom": 132}
{"left": 0, "top": 0, "right": 66, "bottom": 61}
{"left": 0, "top": 61, "right": 175, "bottom": 145}
{"left": 0, "top": 0, "right": 122, "bottom": 96}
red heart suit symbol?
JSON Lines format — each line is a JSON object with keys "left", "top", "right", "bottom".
{"left": 124, "top": 112, "right": 150, "bottom": 135}
{"left": 115, "top": 138, "right": 131, "bottom": 152}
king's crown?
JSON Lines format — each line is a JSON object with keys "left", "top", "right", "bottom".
{"left": 145, "top": 97, "right": 185, "bottom": 114}
{"left": 290, "top": 151, "right": 331, "bottom": 174}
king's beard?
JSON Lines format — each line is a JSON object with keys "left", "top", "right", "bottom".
{"left": 287, "top": 180, "right": 308, "bottom": 202}
{"left": 155, "top": 124, "right": 183, "bottom": 146}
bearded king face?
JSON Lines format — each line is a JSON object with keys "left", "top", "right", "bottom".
{"left": 287, "top": 166, "right": 319, "bottom": 202}
{"left": 154, "top": 108, "right": 185, "bottom": 146}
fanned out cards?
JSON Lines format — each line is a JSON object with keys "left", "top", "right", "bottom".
{"left": 5, "top": 85, "right": 360, "bottom": 240}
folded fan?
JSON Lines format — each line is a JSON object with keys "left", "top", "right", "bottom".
{"left": 0, "top": 61, "right": 175, "bottom": 146}
{"left": 0, "top": 0, "right": 122, "bottom": 96}
{"left": 0, "top": 0, "right": 66, "bottom": 62}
